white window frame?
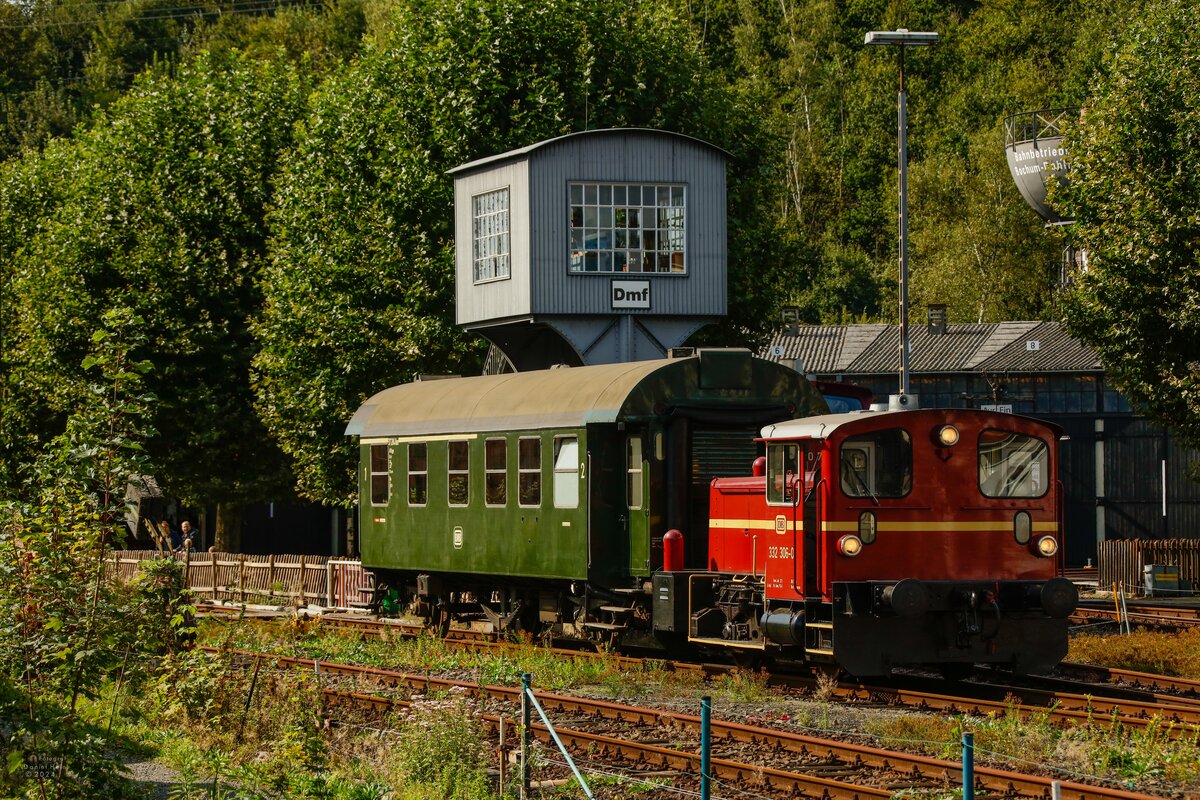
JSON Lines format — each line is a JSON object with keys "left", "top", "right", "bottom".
{"left": 407, "top": 442, "right": 427, "bottom": 507}
{"left": 553, "top": 435, "right": 579, "bottom": 509}
{"left": 473, "top": 187, "right": 510, "bottom": 284}
{"left": 369, "top": 444, "right": 389, "bottom": 507}
{"left": 568, "top": 182, "right": 686, "bottom": 275}
{"left": 485, "top": 437, "right": 507, "bottom": 507}
{"left": 448, "top": 440, "right": 470, "bottom": 507}
{"left": 518, "top": 436, "right": 541, "bottom": 508}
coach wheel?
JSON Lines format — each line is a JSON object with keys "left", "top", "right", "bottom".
{"left": 431, "top": 595, "right": 452, "bottom": 638}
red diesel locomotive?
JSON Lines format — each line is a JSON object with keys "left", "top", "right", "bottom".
{"left": 654, "top": 406, "right": 1078, "bottom": 677}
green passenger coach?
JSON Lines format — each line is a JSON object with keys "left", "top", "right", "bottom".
{"left": 346, "top": 349, "right": 824, "bottom": 639}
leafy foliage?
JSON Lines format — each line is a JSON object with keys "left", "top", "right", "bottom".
{"left": 1059, "top": 0, "right": 1200, "bottom": 451}
{"left": 4, "top": 50, "right": 311, "bottom": 542}
{"left": 254, "top": 0, "right": 785, "bottom": 503}
{"left": 0, "top": 308, "right": 180, "bottom": 798}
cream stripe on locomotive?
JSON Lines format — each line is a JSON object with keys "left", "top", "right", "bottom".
{"left": 711, "top": 519, "right": 1058, "bottom": 533}
{"left": 822, "top": 520, "right": 1059, "bottom": 532}
{"left": 710, "top": 518, "right": 799, "bottom": 532}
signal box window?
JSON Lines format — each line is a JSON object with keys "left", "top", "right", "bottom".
{"left": 627, "top": 436, "right": 643, "bottom": 510}
{"left": 408, "top": 442, "right": 427, "bottom": 506}
{"left": 569, "top": 182, "right": 685, "bottom": 273}
{"left": 518, "top": 437, "right": 541, "bottom": 507}
{"left": 553, "top": 436, "right": 579, "bottom": 508}
{"left": 472, "top": 188, "right": 509, "bottom": 283}
{"left": 486, "top": 438, "right": 507, "bottom": 507}
{"left": 979, "top": 430, "right": 1048, "bottom": 498}
{"left": 840, "top": 429, "right": 912, "bottom": 498}
{"left": 448, "top": 440, "right": 469, "bottom": 506}
{"left": 369, "top": 444, "right": 389, "bottom": 506}
{"left": 766, "top": 443, "right": 799, "bottom": 505}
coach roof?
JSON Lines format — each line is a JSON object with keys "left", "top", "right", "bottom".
{"left": 347, "top": 352, "right": 818, "bottom": 439}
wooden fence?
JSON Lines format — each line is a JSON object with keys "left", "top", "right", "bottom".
{"left": 106, "top": 550, "right": 375, "bottom": 609}
{"left": 1098, "top": 539, "right": 1200, "bottom": 595}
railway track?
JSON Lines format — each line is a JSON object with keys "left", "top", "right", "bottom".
{"left": 1071, "top": 601, "right": 1200, "bottom": 630}
{"left": 203, "top": 647, "right": 1167, "bottom": 800}
{"left": 196, "top": 607, "right": 1200, "bottom": 737}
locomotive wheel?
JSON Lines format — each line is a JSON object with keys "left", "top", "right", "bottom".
{"left": 938, "top": 663, "right": 973, "bottom": 682}
{"left": 731, "top": 650, "right": 765, "bottom": 671}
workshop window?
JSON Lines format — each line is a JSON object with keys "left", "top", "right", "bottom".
{"left": 569, "top": 182, "right": 685, "bottom": 274}
{"left": 473, "top": 188, "right": 510, "bottom": 283}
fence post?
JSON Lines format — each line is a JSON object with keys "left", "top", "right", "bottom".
{"left": 700, "top": 696, "right": 712, "bottom": 800}
{"left": 238, "top": 554, "right": 246, "bottom": 604}
{"left": 298, "top": 555, "right": 307, "bottom": 606}
{"left": 268, "top": 554, "right": 276, "bottom": 600}
{"left": 326, "top": 560, "right": 335, "bottom": 608}
{"left": 962, "top": 732, "right": 974, "bottom": 800}
{"left": 520, "top": 673, "right": 531, "bottom": 800}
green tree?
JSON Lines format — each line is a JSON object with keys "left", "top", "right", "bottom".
{"left": 0, "top": 308, "right": 156, "bottom": 799}
{"left": 1060, "top": 0, "right": 1200, "bottom": 450}
{"left": 255, "top": 0, "right": 787, "bottom": 504}
{"left": 5, "top": 51, "right": 310, "bottom": 548}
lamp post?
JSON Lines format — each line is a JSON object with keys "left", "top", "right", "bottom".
{"left": 865, "top": 28, "right": 938, "bottom": 398}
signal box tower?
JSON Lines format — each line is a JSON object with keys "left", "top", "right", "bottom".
{"left": 449, "top": 129, "right": 729, "bottom": 371}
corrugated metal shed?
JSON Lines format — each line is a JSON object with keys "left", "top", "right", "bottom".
{"left": 768, "top": 321, "right": 1101, "bottom": 376}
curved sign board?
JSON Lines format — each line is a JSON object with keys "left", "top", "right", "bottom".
{"left": 1003, "top": 109, "right": 1077, "bottom": 225}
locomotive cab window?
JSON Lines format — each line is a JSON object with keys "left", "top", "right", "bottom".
{"left": 369, "top": 444, "right": 389, "bottom": 506}
{"left": 766, "top": 442, "right": 800, "bottom": 505}
{"left": 408, "top": 442, "right": 427, "bottom": 506}
{"left": 485, "top": 438, "right": 507, "bottom": 507}
{"left": 448, "top": 440, "right": 469, "bottom": 507}
{"left": 518, "top": 437, "right": 541, "bottom": 507}
{"left": 840, "top": 428, "right": 912, "bottom": 498}
{"left": 979, "top": 429, "right": 1048, "bottom": 498}
{"left": 553, "top": 436, "right": 579, "bottom": 508}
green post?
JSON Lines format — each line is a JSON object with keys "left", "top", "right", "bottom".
{"left": 700, "top": 695, "right": 712, "bottom": 800}
{"left": 962, "top": 732, "right": 975, "bottom": 800}
{"left": 521, "top": 672, "right": 532, "bottom": 800}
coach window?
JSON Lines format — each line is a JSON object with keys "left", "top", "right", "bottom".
{"left": 518, "top": 437, "right": 541, "bottom": 507}
{"left": 840, "top": 429, "right": 912, "bottom": 498}
{"left": 627, "top": 435, "right": 643, "bottom": 510}
{"left": 448, "top": 440, "right": 469, "bottom": 506}
{"left": 408, "top": 442, "right": 427, "bottom": 506}
{"left": 553, "top": 436, "right": 579, "bottom": 508}
{"left": 979, "top": 430, "right": 1048, "bottom": 498}
{"left": 766, "top": 442, "right": 799, "bottom": 505}
{"left": 485, "top": 438, "right": 507, "bottom": 507}
{"left": 369, "top": 445, "right": 389, "bottom": 506}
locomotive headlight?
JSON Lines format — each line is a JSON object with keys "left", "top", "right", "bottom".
{"left": 1036, "top": 535, "right": 1059, "bottom": 557}
{"left": 936, "top": 425, "right": 960, "bottom": 446}
{"left": 858, "top": 511, "right": 877, "bottom": 544}
{"left": 838, "top": 534, "right": 863, "bottom": 557}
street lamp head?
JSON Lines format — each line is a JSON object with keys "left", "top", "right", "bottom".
{"left": 864, "top": 29, "right": 939, "bottom": 46}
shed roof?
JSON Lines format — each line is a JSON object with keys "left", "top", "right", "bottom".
{"left": 446, "top": 128, "right": 731, "bottom": 176}
{"left": 767, "top": 321, "right": 1101, "bottom": 376}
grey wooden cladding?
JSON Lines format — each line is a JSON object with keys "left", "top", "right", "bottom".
{"left": 453, "top": 129, "right": 727, "bottom": 328}
{"left": 105, "top": 550, "right": 373, "bottom": 608}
